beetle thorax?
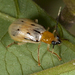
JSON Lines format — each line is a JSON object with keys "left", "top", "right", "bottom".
{"left": 41, "top": 31, "right": 55, "bottom": 44}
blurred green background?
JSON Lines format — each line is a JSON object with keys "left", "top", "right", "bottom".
{"left": 33, "top": 0, "right": 75, "bottom": 36}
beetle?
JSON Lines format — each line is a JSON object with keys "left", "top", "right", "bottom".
{"left": 7, "top": 18, "right": 61, "bottom": 66}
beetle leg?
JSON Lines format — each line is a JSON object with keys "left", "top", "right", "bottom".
{"left": 47, "top": 27, "right": 50, "bottom": 31}
{"left": 53, "top": 30, "right": 56, "bottom": 35}
{"left": 38, "top": 42, "right": 41, "bottom": 66}
{"left": 47, "top": 44, "right": 61, "bottom": 60}
{"left": 6, "top": 42, "right": 17, "bottom": 48}
{"left": 34, "top": 19, "right": 38, "bottom": 23}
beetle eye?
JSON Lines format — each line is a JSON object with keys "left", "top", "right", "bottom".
{"left": 52, "top": 40, "right": 61, "bottom": 45}
{"left": 52, "top": 41, "right": 56, "bottom": 45}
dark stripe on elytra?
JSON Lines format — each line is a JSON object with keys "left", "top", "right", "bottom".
{"left": 24, "top": 38, "right": 34, "bottom": 41}
{"left": 13, "top": 34, "right": 15, "bottom": 36}
{"left": 36, "top": 40, "right": 39, "bottom": 42}
{"left": 21, "top": 20, "right": 24, "bottom": 22}
{"left": 31, "top": 24, "right": 35, "bottom": 26}
{"left": 17, "top": 29, "right": 20, "bottom": 31}
{"left": 27, "top": 32, "right": 30, "bottom": 35}
{"left": 24, "top": 38, "right": 39, "bottom": 42}
{"left": 33, "top": 29, "right": 40, "bottom": 34}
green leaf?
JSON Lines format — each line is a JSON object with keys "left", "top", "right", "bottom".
{"left": 0, "top": 0, "right": 75, "bottom": 75}
{"left": 31, "top": 60, "right": 75, "bottom": 75}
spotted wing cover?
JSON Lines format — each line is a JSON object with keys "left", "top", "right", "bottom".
{"left": 9, "top": 19, "right": 46, "bottom": 42}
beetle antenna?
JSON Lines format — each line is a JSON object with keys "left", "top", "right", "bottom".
{"left": 56, "top": 7, "right": 61, "bottom": 32}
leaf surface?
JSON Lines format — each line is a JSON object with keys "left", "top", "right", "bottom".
{"left": 0, "top": 0, "right": 75, "bottom": 75}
